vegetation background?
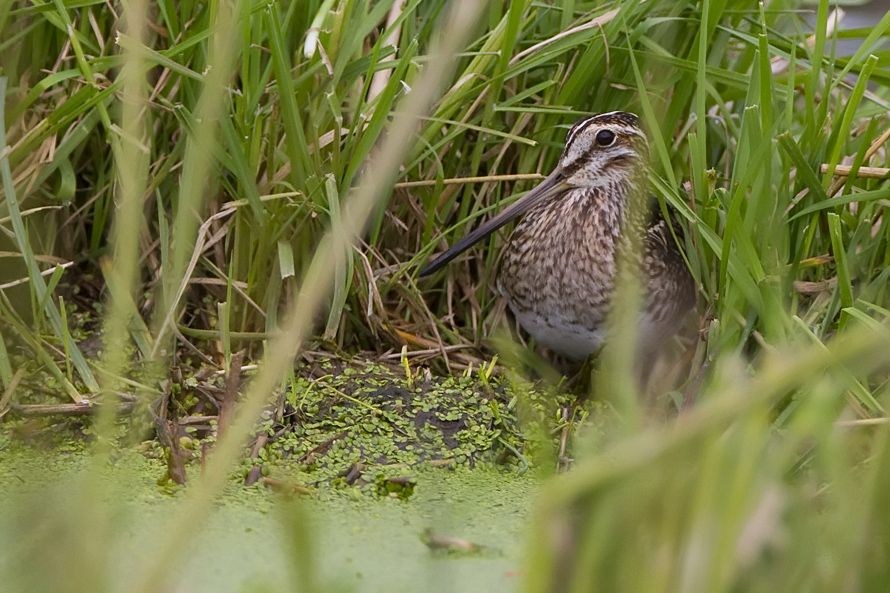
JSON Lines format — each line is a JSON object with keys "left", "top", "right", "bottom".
{"left": 1, "top": 0, "right": 890, "bottom": 591}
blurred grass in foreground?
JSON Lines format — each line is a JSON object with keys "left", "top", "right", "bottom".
{"left": 1, "top": 0, "right": 890, "bottom": 592}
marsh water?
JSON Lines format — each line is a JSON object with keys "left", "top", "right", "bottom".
{"left": 1, "top": 444, "right": 537, "bottom": 593}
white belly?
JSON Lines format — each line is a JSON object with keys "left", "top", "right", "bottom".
{"left": 510, "top": 307, "right": 607, "bottom": 360}
{"left": 510, "top": 305, "right": 676, "bottom": 361}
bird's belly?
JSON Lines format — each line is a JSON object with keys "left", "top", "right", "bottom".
{"left": 507, "top": 297, "right": 677, "bottom": 361}
{"left": 511, "top": 307, "right": 606, "bottom": 360}
{"left": 495, "top": 196, "right": 620, "bottom": 360}
{"left": 497, "top": 258, "right": 676, "bottom": 361}
{"left": 497, "top": 259, "right": 611, "bottom": 360}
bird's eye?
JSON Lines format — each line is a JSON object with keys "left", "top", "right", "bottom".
{"left": 595, "top": 129, "right": 616, "bottom": 147}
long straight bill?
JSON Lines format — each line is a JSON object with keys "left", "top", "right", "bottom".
{"left": 419, "top": 170, "right": 567, "bottom": 276}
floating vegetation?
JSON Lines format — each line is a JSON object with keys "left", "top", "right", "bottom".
{"left": 264, "top": 357, "right": 584, "bottom": 488}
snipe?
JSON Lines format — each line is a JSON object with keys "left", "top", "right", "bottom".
{"left": 420, "top": 111, "right": 696, "bottom": 375}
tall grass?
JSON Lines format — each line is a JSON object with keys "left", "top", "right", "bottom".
{"left": 1, "top": 0, "right": 890, "bottom": 591}
{"left": 2, "top": 1, "right": 889, "bottom": 384}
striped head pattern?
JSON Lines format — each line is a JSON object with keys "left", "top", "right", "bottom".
{"left": 558, "top": 111, "right": 649, "bottom": 189}
{"left": 418, "top": 111, "right": 650, "bottom": 276}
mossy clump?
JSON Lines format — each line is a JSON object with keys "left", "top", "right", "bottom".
{"left": 267, "top": 357, "right": 577, "bottom": 485}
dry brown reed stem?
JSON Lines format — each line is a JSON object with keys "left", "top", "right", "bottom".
{"left": 821, "top": 164, "right": 890, "bottom": 179}
{"left": 131, "top": 4, "right": 489, "bottom": 592}
{"left": 826, "top": 125, "right": 890, "bottom": 197}
{"left": 394, "top": 172, "right": 545, "bottom": 189}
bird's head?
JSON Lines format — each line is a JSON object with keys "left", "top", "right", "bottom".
{"left": 419, "top": 112, "right": 648, "bottom": 276}
{"left": 557, "top": 111, "right": 649, "bottom": 189}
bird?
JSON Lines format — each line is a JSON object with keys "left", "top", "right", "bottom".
{"left": 419, "top": 111, "right": 696, "bottom": 379}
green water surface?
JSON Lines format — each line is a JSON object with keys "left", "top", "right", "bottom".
{"left": 1, "top": 444, "right": 537, "bottom": 593}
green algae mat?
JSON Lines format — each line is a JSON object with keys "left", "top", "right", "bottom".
{"left": 0, "top": 358, "right": 572, "bottom": 592}
{"left": 0, "top": 442, "right": 538, "bottom": 593}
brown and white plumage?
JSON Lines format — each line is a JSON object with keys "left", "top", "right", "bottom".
{"left": 421, "top": 111, "right": 696, "bottom": 366}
